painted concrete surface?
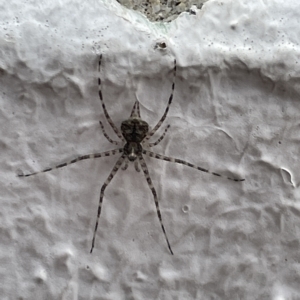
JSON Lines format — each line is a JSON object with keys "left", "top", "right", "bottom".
{"left": 1, "top": 0, "right": 300, "bottom": 299}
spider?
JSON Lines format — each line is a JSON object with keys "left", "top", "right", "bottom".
{"left": 18, "top": 54, "right": 244, "bottom": 255}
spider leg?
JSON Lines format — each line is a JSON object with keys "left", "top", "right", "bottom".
{"left": 99, "top": 121, "right": 120, "bottom": 145}
{"left": 143, "top": 150, "right": 245, "bottom": 182}
{"left": 98, "top": 54, "right": 124, "bottom": 142}
{"left": 130, "top": 101, "right": 141, "bottom": 118}
{"left": 122, "top": 157, "right": 129, "bottom": 170}
{"left": 134, "top": 160, "right": 140, "bottom": 172}
{"left": 90, "top": 154, "right": 126, "bottom": 253}
{"left": 145, "top": 125, "right": 170, "bottom": 147}
{"left": 122, "top": 158, "right": 139, "bottom": 172}
{"left": 18, "top": 149, "right": 123, "bottom": 177}
{"left": 144, "top": 59, "right": 176, "bottom": 141}
{"left": 136, "top": 101, "right": 141, "bottom": 118}
{"left": 138, "top": 154, "right": 174, "bottom": 255}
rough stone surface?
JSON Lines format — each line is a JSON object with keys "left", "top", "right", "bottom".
{"left": 117, "top": 0, "right": 208, "bottom": 22}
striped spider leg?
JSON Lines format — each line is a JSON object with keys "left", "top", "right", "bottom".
{"left": 142, "top": 150, "right": 245, "bottom": 182}
{"left": 143, "top": 59, "right": 176, "bottom": 143}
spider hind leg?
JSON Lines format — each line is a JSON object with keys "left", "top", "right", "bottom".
{"left": 90, "top": 154, "right": 126, "bottom": 253}
{"left": 18, "top": 149, "right": 123, "bottom": 177}
{"left": 138, "top": 154, "right": 174, "bottom": 255}
{"left": 143, "top": 150, "right": 245, "bottom": 182}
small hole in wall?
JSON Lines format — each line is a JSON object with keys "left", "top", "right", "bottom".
{"left": 182, "top": 205, "right": 190, "bottom": 213}
{"left": 154, "top": 41, "right": 167, "bottom": 50}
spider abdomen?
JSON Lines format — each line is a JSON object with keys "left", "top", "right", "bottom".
{"left": 124, "top": 142, "right": 142, "bottom": 161}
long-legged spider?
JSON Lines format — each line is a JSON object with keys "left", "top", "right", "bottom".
{"left": 19, "top": 55, "right": 244, "bottom": 255}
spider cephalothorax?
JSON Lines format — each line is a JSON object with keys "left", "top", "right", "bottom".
{"left": 121, "top": 102, "right": 150, "bottom": 161}
{"left": 121, "top": 119, "right": 147, "bottom": 160}
{"left": 19, "top": 54, "right": 244, "bottom": 255}
{"left": 121, "top": 118, "right": 149, "bottom": 143}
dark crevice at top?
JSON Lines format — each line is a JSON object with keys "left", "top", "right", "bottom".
{"left": 116, "top": 0, "right": 207, "bottom": 22}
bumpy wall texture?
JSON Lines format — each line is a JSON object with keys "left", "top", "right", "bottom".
{"left": 1, "top": 0, "right": 300, "bottom": 299}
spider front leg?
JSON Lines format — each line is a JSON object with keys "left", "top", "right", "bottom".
{"left": 98, "top": 54, "right": 124, "bottom": 142}
{"left": 90, "top": 154, "right": 126, "bottom": 253}
{"left": 143, "top": 150, "right": 245, "bottom": 182}
{"left": 138, "top": 154, "right": 174, "bottom": 255}
{"left": 18, "top": 149, "right": 123, "bottom": 177}
{"left": 144, "top": 59, "right": 176, "bottom": 142}
{"left": 130, "top": 100, "right": 141, "bottom": 118}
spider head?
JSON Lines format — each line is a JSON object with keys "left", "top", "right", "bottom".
{"left": 121, "top": 118, "right": 149, "bottom": 143}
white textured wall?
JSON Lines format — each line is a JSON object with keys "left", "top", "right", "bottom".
{"left": 1, "top": 0, "right": 300, "bottom": 299}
